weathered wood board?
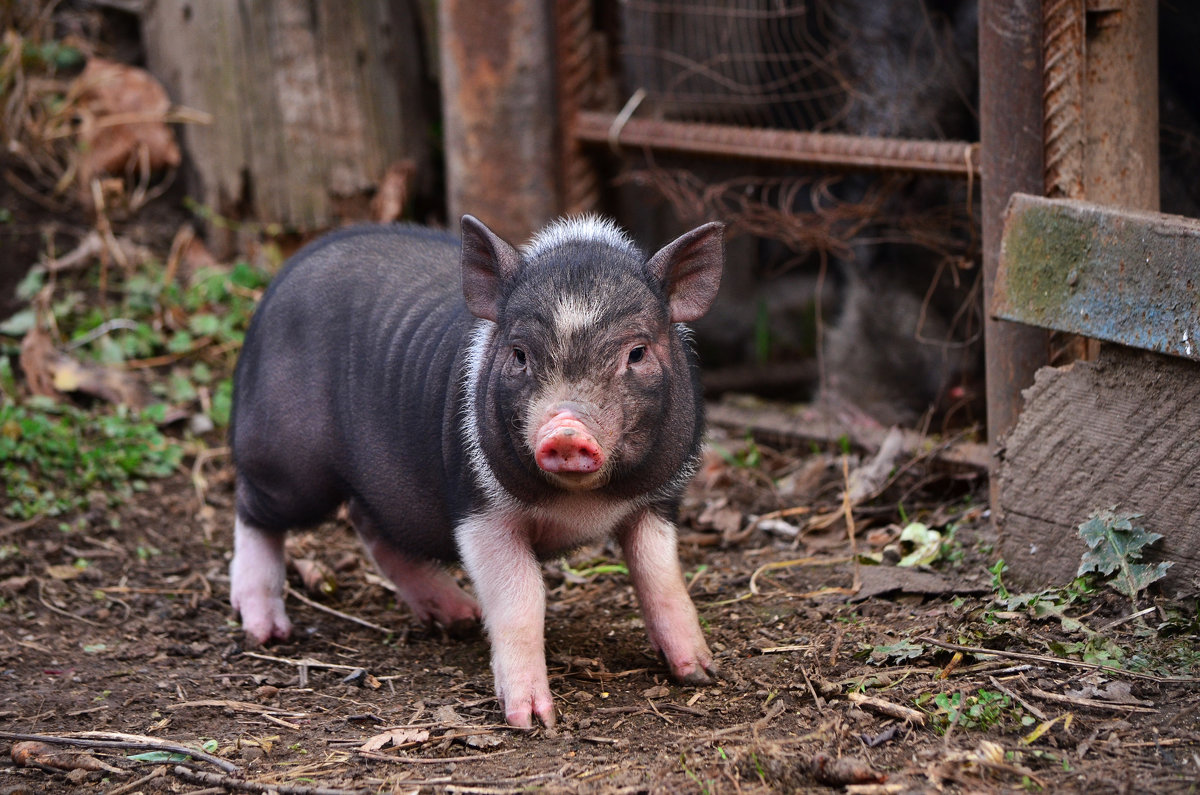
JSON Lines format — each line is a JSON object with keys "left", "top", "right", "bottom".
{"left": 996, "top": 346, "right": 1200, "bottom": 592}
{"left": 143, "top": 0, "right": 435, "bottom": 236}
{"left": 995, "top": 194, "right": 1200, "bottom": 361}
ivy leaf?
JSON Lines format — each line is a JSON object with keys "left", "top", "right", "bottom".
{"left": 870, "top": 639, "right": 925, "bottom": 664}
{"left": 1076, "top": 508, "right": 1171, "bottom": 599}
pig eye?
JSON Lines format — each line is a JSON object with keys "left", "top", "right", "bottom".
{"left": 627, "top": 345, "right": 646, "bottom": 365}
{"left": 511, "top": 347, "right": 527, "bottom": 368}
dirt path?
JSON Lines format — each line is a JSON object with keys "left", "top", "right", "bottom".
{"left": 2, "top": 440, "right": 1198, "bottom": 794}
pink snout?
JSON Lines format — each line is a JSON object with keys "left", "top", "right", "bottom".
{"left": 534, "top": 414, "right": 605, "bottom": 474}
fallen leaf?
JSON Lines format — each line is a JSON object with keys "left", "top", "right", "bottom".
{"left": 371, "top": 160, "right": 415, "bottom": 223}
{"left": 809, "top": 753, "right": 886, "bottom": 786}
{"left": 72, "top": 58, "right": 180, "bottom": 187}
{"left": 434, "top": 704, "right": 464, "bottom": 725}
{"left": 292, "top": 558, "right": 336, "bottom": 596}
{"left": 19, "top": 325, "right": 148, "bottom": 407}
{"left": 359, "top": 727, "right": 429, "bottom": 751}
{"left": 465, "top": 732, "right": 503, "bottom": 749}
{"left": 0, "top": 575, "right": 33, "bottom": 594}
{"left": 45, "top": 565, "right": 82, "bottom": 581}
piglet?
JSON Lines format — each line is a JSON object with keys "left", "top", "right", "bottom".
{"left": 229, "top": 215, "right": 724, "bottom": 728}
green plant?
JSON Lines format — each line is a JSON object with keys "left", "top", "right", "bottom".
{"left": 713, "top": 434, "right": 762, "bottom": 469}
{"left": 927, "top": 689, "right": 1014, "bottom": 732}
{"left": 1077, "top": 508, "right": 1171, "bottom": 608}
{"left": 0, "top": 398, "right": 183, "bottom": 519}
{"left": 867, "top": 638, "right": 925, "bottom": 664}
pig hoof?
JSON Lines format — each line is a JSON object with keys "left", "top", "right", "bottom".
{"left": 501, "top": 686, "right": 557, "bottom": 729}
{"left": 669, "top": 658, "right": 720, "bottom": 686}
{"left": 233, "top": 595, "right": 292, "bottom": 645}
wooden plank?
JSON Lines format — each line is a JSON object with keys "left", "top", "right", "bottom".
{"left": 996, "top": 346, "right": 1200, "bottom": 590}
{"left": 143, "top": 1, "right": 434, "bottom": 241}
{"left": 995, "top": 194, "right": 1200, "bottom": 361}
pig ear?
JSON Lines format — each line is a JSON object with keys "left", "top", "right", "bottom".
{"left": 646, "top": 222, "right": 725, "bottom": 323}
{"left": 461, "top": 215, "right": 521, "bottom": 322}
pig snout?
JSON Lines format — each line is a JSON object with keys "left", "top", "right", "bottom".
{"left": 533, "top": 409, "right": 605, "bottom": 475}
{"left": 535, "top": 408, "right": 609, "bottom": 475}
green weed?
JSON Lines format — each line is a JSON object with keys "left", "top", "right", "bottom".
{"left": 0, "top": 398, "right": 183, "bottom": 519}
{"left": 1076, "top": 508, "right": 1171, "bottom": 608}
{"left": 924, "top": 689, "right": 1016, "bottom": 732}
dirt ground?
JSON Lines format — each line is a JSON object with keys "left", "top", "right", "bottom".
{"left": 1, "top": 424, "right": 1199, "bottom": 795}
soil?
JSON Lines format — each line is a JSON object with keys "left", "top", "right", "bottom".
{"left": 1, "top": 428, "right": 1198, "bottom": 794}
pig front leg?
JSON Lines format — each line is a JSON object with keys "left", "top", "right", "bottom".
{"left": 619, "top": 511, "right": 717, "bottom": 684}
{"left": 229, "top": 516, "right": 293, "bottom": 644}
{"left": 456, "top": 513, "right": 555, "bottom": 729}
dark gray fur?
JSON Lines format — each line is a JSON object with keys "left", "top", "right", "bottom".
{"left": 230, "top": 221, "right": 709, "bottom": 562}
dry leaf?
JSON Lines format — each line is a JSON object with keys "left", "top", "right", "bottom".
{"left": 45, "top": 565, "right": 82, "bottom": 581}
{"left": 371, "top": 160, "right": 415, "bottom": 223}
{"left": 72, "top": 58, "right": 180, "bottom": 187}
{"left": 433, "top": 704, "right": 464, "bottom": 725}
{"left": 359, "top": 727, "right": 430, "bottom": 751}
{"left": 11, "top": 741, "right": 126, "bottom": 774}
{"left": 465, "top": 732, "right": 503, "bottom": 749}
{"left": 20, "top": 324, "right": 148, "bottom": 407}
{"left": 292, "top": 558, "right": 336, "bottom": 596}
{"left": 641, "top": 685, "right": 671, "bottom": 699}
{"left": 809, "top": 753, "right": 887, "bottom": 786}
{"left": 0, "top": 575, "right": 33, "bottom": 594}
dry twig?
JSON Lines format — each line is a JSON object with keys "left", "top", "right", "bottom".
{"left": 0, "top": 730, "right": 237, "bottom": 773}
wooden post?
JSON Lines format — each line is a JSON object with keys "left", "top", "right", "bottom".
{"left": 438, "top": 0, "right": 561, "bottom": 241}
{"left": 995, "top": 0, "right": 1165, "bottom": 589}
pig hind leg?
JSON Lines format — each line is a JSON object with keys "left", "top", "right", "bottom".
{"left": 229, "top": 516, "right": 292, "bottom": 644}
{"left": 349, "top": 501, "right": 481, "bottom": 633}
{"left": 230, "top": 462, "right": 342, "bottom": 644}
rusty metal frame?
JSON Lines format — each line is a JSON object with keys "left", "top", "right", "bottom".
{"left": 573, "top": 112, "right": 981, "bottom": 178}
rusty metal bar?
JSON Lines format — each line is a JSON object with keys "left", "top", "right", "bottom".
{"left": 554, "top": 0, "right": 601, "bottom": 216}
{"left": 439, "top": 0, "right": 559, "bottom": 240}
{"left": 979, "top": 0, "right": 1051, "bottom": 478}
{"left": 1082, "top": 0, "right": 1158, "bottom": 209}
{"left": 1043, "top": 0, "right": 1086, "bottom": 199}
{"left": 574, "top": 111, "right": 981, "bottom": 178}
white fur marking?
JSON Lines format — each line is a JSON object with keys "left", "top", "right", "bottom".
{"left": 460, "top": 321, "right": 516, "bottom": 509}
{"left": 521, "top": 215, "right": 640, "bottom": 261}
{"left": 552, "top": 292, "right": 604, "bottom": 336}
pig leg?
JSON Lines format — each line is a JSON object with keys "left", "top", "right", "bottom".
{"left": 618, "top": 512, "right": 717, "bottom": 684}
{"left": 456, "top": 513, "right": 554, "bottom": 729}
{"left": 229, "top": 516, "right": 292, "bottom": 644}
{"left": 349, "top": 502, "right": 481, "bottom": 633}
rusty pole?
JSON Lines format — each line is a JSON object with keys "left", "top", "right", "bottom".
{"left": 439, "top": 0, "right": 561, "bottom": 241}
{"left": 979, "top": 2, "right": 1051, "bottom": 497}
